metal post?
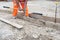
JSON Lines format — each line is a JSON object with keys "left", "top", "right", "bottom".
{"left": 55, "top": 2, "right": 57, "bottom": 23}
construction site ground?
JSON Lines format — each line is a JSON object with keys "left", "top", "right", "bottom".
{"left": 0, "top": 1, "right": 60, "bottom": 40}
{"left": 0, "top": 11, "right": 60, "bottom": 40}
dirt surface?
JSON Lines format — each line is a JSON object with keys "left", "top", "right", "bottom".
{"left": 0, "top": 12, "right": 60, "bottom": 40}
{"left": 29, "top": 13, "right": 60, "bottom": 23}
{"left": 0, "top": 20, "right": 60, "bottom": 40}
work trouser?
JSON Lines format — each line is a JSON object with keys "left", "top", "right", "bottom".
{"left": 12, "top": 2, "right": 29, "bottom": 17}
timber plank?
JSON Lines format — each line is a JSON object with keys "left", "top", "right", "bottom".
{"left": 0, "top": 18, "right": 23, "bottom": 29}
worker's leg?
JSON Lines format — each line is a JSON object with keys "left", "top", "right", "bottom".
{"left": 12, "top": 5, "right": 18, "bottom": 17}
{"left": 25, "top": 6, "right": 29, "bottom": 17}
{"left": 21, "top": 3, "right": 29, "bottom": 17}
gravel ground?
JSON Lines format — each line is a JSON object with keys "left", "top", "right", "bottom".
{"left": 0, "top": 12, "right": 60, "bottom": 40}
{"left": 0, "top": 20, "right": 60, "bottom": 40}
